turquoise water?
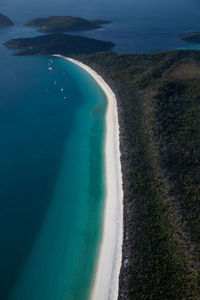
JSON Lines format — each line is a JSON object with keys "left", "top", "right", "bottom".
{"left": 0, "top": 47, "right": 106, "bottom": 299}
{"left": 8, "top": 57, "right": 106, "bottom": 300}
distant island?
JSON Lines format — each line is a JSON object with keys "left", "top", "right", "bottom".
{"left": 0, "top": 13, "right": 14, "bottom": 27}
{"left": 25, "top": 16, "right": 112, "bottom": 33}
{"left": 178, "top": 32, "right": 200, "bottom": 42}
{"left": 4, "top": 33, "right": 114, "bottom": 56}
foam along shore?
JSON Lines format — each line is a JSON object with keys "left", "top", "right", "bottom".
{"left": 54, "top": 55, "right": 123, "bottom": 300}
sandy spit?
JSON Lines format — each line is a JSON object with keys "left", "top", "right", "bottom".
{"left": 54, "top": 55, "right": 123, "bottom": 300}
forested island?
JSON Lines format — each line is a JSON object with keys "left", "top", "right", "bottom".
{"left": 4, "top": 34, "right": 114, "bottom": 56}
{"left": 25, "top": 16, "right": 111, "bottom": 33}
{"left": 4, "top": 33, "right": 200, "bottom": 298}
{"left": 179, "top": 32, "right": 200, "bottom": 42}
{"left": 0, "top": 13, "right": 14, "bottom": 27}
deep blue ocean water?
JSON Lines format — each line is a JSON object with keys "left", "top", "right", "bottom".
{"left": 1, "top": 0, "right": 200, "bottom": 299}
{"left": 2, "top": 0, "right": 200, "bottom": 52}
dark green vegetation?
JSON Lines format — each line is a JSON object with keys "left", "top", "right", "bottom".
{"left": 0, "top": 13, "right": 14, "bottom": 27}
{"left": 178, "top": 32, "right": 200, "bottom": 42}
{"left": 4, "top": 34, "right": 114, "bottom": 56}
{"left": 77, "top": 50, "right": 200, "bottom": 299}
{"left": 25, "top": 16, "right": 111, "bottom": 33}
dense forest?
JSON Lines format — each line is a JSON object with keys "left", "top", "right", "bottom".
{"left": 77, "top": 50, "right": 200, "bottom": 299}
{"left": 4, "top": 34, "right": 114, "bottom": 56}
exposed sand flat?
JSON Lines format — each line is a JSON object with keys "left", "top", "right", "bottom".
{"left": 54, "top": 55, "right": 123, "bottom": 300}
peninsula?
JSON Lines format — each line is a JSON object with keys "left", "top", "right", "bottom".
{"left": 178, "top": 32, "right": 200, "bottom": 42}
{"left": 0, "top": 13, "right": 14, "bottom": 27}
{"left": 25, "top": 16, "right": 111, "bottom": 33}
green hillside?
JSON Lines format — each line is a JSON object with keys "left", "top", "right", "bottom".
{"left": 78, "top": 50, "right": 200, "bottom": 299}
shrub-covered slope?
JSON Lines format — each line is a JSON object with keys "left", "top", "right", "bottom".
{"left": 78, "top": 50, "right": 200, "bottom": 299}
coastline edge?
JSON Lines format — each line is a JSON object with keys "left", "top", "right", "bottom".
{"left": 54, "top": 54, "right": 124, "bottom": 300}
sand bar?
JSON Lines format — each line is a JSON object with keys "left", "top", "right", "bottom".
{"left": 54, "top": 55, "right": 123, "bottom": 300}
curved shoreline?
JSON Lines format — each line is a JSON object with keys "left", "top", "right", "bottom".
{"left": 54, "top": 55, "right": 123, "bottom": 300}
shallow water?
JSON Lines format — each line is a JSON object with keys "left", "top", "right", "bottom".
{"left": 0, "top": 30, "right": 106, "bottom": 299}
{"left": 7, "top": 57, "right": 106, "bottom": 300}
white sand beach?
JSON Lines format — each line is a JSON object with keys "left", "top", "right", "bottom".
{"left": 54, "top": 55, "right": 123, "bottom": 300}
